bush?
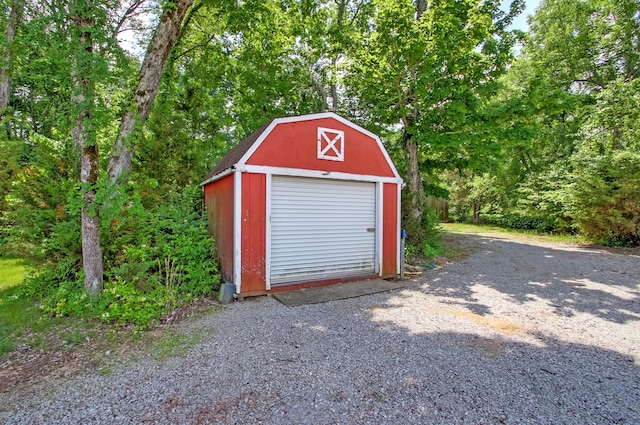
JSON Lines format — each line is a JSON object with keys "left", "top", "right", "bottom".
{"left": 2, "top": 136, "right": 79, "bottom": 259}
{"left": 35, "top": 278, "right": 167, "bottom": 328}
{"left": 402, "top": 193, "right": 443, "bottom": 262}
{"left": 569, "top": 151, "right": 640, "bottom": 246}
{"left": 0, "top": 139, "right": 22, "bottom": 252}
{"left": 480, "top": 213, "right": 557, "bottom": 232}
{"left": 19, "top": 184, "right": 220, "bottom": 328}
{"left": 402, "top": 191, "right": 441, "bottom": 247}
{"left": 5, "top": 135, "right": 221, "bottom": 327}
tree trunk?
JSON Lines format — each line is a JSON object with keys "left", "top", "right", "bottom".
{"left": 415, "top": 0, "right": 427, "bottom": 20}
{"left": 72, "top": 1, "right": 104, "bottom": 298}
{"left": 81, "top": 145, "right": 103, "bottom": 298}
{"left": 330, "top": 57, "right": 338, "bottom": 111}
{"left": 107, "top": 0, "right": 194, "bottom": 183}
{"left": 472, "top": 199, "right": 480, "bottom": 224}
{"left": 403, "top": 128, "right": 424, "bottom": 221}
{"left": 401, "top": 0, "right": 429, "bottom": 229}
{"left": 69, "top": 0, "right": 195, "bottom": 297}
{"left": 313, "top": 74, "right": 328, "bottom": 112}
{"left": 0, "top": 0, "right": 25, "bottom": 114}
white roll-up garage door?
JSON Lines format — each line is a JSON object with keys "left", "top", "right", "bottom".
{"left": 270, "top": 176, "right": 376, "bottom": 285}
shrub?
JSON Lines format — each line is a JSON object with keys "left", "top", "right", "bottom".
{"left": 480, "top": 213, "right": 557, "bottom": 232}
{"left": 402, "top": 196, "right": 443, "bottom": 262}
{"left": 20, "top": 184, "right": 220, "bottom": 327}
{"left": 569, "top": 151, "right": 640, "bottom": 246}
{"left": 402, "top": 191, "right": 441, "bottom": 248}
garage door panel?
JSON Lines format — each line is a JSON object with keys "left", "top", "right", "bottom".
{"left": 270, "top": 176, "right": 376, "bottom": 285}
{"left": 271, "top": 228, "right": 374, "bottom": 237}
{"left": 271, "top": 258, "right": 374, "bottom": 272}
{"left": 271, "top": 265, "right": 373, "bottom": 278}
{"left": 271, "top": 249, "right": 374, "bottom": 263}
{"left": 272, "top": 220, "right": 374, "bottom": 227}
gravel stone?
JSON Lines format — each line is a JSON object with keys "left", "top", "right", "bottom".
{"left": 1, "top": 233, "right": 639, "bottom": 424}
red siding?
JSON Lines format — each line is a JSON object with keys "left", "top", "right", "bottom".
{"left": 382, "top": 183, "right": 398, "bottom": 276}
{"left": 246, "top": 118, "right": 396, "bottom": 178}
{"left": 204, "top": 175, "right": 234, "bottom": 282}
{"left": 241, "top": 173, "right": 266, "bottom": 294}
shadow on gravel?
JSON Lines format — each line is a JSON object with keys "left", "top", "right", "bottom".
{"left": 419, "top": 236, "right": 640, "bottom": 324}
{"left": 331, "top": 320, "right": 640, "bottom": 424}
{"left": 186, "top": 302, "right": 640, "bottom": 424}
{"left": 2, "top": 293, "right": 639, "bottom": 424}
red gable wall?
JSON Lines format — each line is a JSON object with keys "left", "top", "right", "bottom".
{"left": 245, "top": 118, "right": 396, "bottom": 178}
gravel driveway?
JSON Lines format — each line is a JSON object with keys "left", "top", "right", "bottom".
{"left": 1, "top": 233, "right": 639, "bottom": 424}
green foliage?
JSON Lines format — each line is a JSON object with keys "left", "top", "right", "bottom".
{"left": 480, "top": 214, "right": 556, "bottom": 233}
{"left": 14, "top": 183, "right": 220, "bottom": 327}
{"left": 401, "top": 191, "right": 437, "bottom": 247}
{"left": 529, "top": 0, "right": 639, "bottom": 90}
{"left": 347, "top": 0, "right": 522, "bottom": 248}
{"left": 402, "top": 199, "right": 443, "bottom": 260}
{"left": 445, "top": 0, "right": 640, "bottom": 246}
{"left": 566, "top": 78, "right": 640, "bottom": 245}
{"left": 102, "top": 184, "right": 220, "bottom": 298}
{"left": 569, "top": 150, "right": 640, "bottom": 246}
{"left": 0, "top": 139, "right": 22, "bottom": 249}
{"left": 43, "top": 279, "right": 166, "bottom": 327}
{"left": 2, "top": 135, "right": 80, "bottom": 259}
{"left": 349, "top": 0, "right": 522, "bottom": 157}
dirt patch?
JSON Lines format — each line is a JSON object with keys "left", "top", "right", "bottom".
{"left": 426, "top": 307, "right": 525, "bottom": 335}
{"left": 582, "top": 244, "right": 640, "bottom": 257}
{"left": 402, "top": 233, "right": 476, "bottom": 278}
{"left": 469, "top": 337, "right": 501, "bottom": 357}
{"left": 0, "top": 344, "right": 100, "bottom": 393}
{"left": 0, "top": 297, "right": 220, "bottom": 394}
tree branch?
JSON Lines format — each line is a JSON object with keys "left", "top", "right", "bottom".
{"left": 107, "top": 0, "right": 195, "bottom": 183}
{"left": 114, "top": 0, "right": 146, "bottom": 38}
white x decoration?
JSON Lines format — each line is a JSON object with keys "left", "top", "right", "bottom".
{"left": 317, "top": 127, "right": 345, "bottom": 162}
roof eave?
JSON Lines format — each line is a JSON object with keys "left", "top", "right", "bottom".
{"left": 200, "top": 166, "right": 235, "bottom": 187}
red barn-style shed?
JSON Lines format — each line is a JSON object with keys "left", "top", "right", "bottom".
{"left": 201, "top": 113, "right": 403, "bottom": 298}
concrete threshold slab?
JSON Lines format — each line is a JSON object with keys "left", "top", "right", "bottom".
{"left": 271, "top": 278, "right": 408, "bottom": 307}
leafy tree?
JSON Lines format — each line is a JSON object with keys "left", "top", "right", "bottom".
{"left": 140, "top": 0, "right": 357, "bottom": 192}
{"left": 62, "top": 0, "right": 195, "bottom": 297}
{"left": 569, "top": 78, "right": 640, "bottom": 244}
{"left": 515, "top": 0, "right": 639, "bottom": 243}
{"left": 472, "top": 57, "right": 583, "bottom": 229}
{"left": 348, "top": 0, "right": 522, "bottom": 245}
{"left": 0, "top": 0, "right": 25, "bottom": 116}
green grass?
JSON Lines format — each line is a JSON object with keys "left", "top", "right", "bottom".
{"left": 0, "top": 258, "right": 37, "bottom": 355}
{"left": 0, "top": 258, "right": 27, "bottom": 289}
{"left": 441, "top": 222, "right": 588, "bottom": 245}
{"left": 0, "top": 258, "right": 74, "bottom": 355}
{"left": 149, "top": 331, "right": 205, "bottom": 361}
{"left": 97, "top": 365, "right": 113, "bottom": 376}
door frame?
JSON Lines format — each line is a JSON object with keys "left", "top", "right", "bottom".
{"left": 264, "top": 170, "right": 384, "bottom": 290}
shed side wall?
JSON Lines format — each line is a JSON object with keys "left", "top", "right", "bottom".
{"left": 241, "top": 172, "right": 266, "bottom": 294}
{"left": 246, "top": 118, "right": 395, "bottom": 177}
{"left": 204, "top": 174, "right": 234, "bottom": 282}
{"left": 382, "top": 182, "right": 398, "bottom": 276}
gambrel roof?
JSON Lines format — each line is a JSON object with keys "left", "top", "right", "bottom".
{"left": 201, "top": 112, "right": 401, "bottom": 186}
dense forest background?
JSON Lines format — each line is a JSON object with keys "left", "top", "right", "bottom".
{"left": 0, "top": 0, "right": 638, "bottom": 324}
